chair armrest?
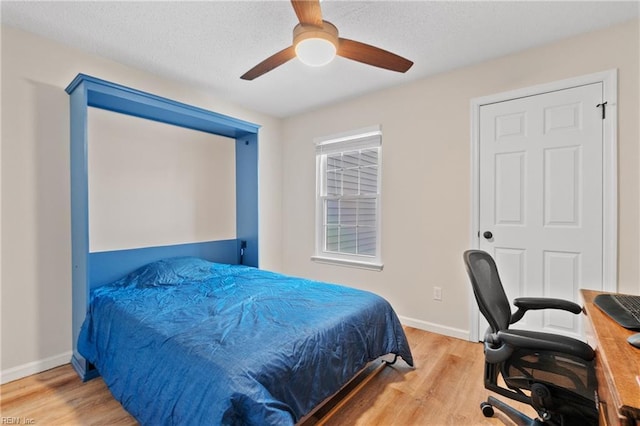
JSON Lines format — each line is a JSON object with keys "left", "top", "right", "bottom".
{"left": 510, "top": 297, "right": 582, "bottom": 323}
{"left": 514, "top": 297, "right": 582, "bottom": 313}
{"left": 497, "top": 329, "right": 595, "bottom": 361}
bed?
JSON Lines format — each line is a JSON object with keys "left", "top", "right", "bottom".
{"left": 78, "top": 256, "right": 413, "bottom": 425}
{"left": 67, "top": 74, "right": 412, "bottom": 424}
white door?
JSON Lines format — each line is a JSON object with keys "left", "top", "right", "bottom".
{"left": 478, "top": 82, "right": 604, "bottom": 339}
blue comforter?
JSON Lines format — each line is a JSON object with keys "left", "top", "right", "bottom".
{"left": 78, "top": 257, "right": 413, "bottom": 425}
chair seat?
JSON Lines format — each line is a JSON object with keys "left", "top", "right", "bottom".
{"left": 503, "top": 348, "right": 596, "bottom": 402}
{"left": 498, "top": 328, "right": 595, "bottom": 361}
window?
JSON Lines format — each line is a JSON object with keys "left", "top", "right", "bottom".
{"left": 312, "top": 126, "right": 383, "bottom": 270}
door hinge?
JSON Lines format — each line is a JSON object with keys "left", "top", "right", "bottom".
{"left": 596, "top": 101, "right": 608, "bottom": 119}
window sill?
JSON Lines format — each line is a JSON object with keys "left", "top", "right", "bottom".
{"left": 310, "top": 256, "right": 383, "bottom": 271}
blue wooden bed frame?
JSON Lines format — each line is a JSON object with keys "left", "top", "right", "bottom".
{"left": 66, "top": 74, "right": 260, "bottom": 381}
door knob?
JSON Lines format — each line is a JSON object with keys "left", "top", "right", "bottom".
{"left": 483, "top": 231, "right": 493, "bottom": 240}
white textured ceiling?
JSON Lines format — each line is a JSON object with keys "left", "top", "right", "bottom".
{"left": 2, "top": 1, "right": 638, "bottom": 117}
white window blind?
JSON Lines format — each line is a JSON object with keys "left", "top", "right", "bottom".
{"left": 312, "top": 125, "right": 383, "bottom": 270}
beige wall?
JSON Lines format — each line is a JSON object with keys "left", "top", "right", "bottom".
{"left": 87, "top": 108, "right": 237, "bottom": 252}
{"left": 281, "top": 19, "right": 639, "bottom": 337}
{"left": 0, "top": 26, "right": 283, "bottom": 378}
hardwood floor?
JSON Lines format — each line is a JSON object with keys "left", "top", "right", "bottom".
{"left": 0, "top": 327, "right": 535, "bottom": 425}
{"left": 0, "top": 363, "right": 136, "bottom": 425}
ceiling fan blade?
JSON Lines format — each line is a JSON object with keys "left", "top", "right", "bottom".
{"left": 337, "top": 38, "right": 413, "bottom": 73}
{"left": 291, "top": 0, "right": 323, "bottom": 27}
{"left": 240, "top": 46, "right": 296, "bottom": 80}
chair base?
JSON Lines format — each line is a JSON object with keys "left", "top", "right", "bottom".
{"left": 483, "top": 396, "right": 545, "bottom": 426}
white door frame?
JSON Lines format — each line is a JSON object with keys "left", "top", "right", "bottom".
{"left": 468, "top": 69, "right": 618, "bottom": 342}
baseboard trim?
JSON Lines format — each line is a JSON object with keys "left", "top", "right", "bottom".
{"left": 399, "top": 315, "right": 470, "bottom": 341}
{"left": 1, "top": 351, "right": 72, "bottom": 385}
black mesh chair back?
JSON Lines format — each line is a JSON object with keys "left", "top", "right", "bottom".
{"left": 464, "top": 250, "right": 512, "bottom": 334}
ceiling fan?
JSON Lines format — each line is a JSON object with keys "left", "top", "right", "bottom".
{"left": 240, "top": 0, "right": 414, "bottom": 80}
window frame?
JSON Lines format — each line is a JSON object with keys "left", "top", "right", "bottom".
{"left": 311, "top": 125, "right": 383, "bottom": 271}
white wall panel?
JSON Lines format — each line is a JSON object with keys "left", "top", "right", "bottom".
{"left": 544, "top": 102, "right": 582, "bottom": 134}
{"left": 495, "top": 152, "right": 526, "bottom": 225}
{"left": 496, "top": 112, "right": 527, "bottom": 140}
{"left": 544, "top": 146, "right": 581, "bottom": 227}
{"left": 543, "top": 251, "right": 580, "bottom": 331}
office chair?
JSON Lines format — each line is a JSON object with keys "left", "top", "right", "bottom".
{"left": 463, "top": 250, "right": 598, "bottom": 426}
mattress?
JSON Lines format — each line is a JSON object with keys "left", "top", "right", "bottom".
{"left": 78, "top": 257, "right": 413, "bottom": 425}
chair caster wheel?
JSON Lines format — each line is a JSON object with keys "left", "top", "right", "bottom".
{"left": 481, "top": 402, "right": 494, "bottom": 417}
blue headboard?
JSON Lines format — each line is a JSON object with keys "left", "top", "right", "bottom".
{"left": 66, "top": 74, "right": 260, "bottom": 380}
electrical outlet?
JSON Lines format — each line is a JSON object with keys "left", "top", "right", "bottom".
{"left": 433, "top": 286, "right": 442, "bottom": 301}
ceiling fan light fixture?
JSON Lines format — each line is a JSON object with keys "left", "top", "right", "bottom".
{"left": 293, "top": 21, "right": 339, "bottom": 67}
{"left": 241, "top": 1, "right": 413, "bottom": 80}
{"left": 296, "top": 38, "right": 336, "bottom": 67}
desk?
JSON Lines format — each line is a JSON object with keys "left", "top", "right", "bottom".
{"left": 581, "top": 290, "right": 640, "bottom": 426}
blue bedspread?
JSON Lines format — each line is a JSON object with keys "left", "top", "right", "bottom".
{"left": 78, "top": 257, "right": 413, "bottom": 425}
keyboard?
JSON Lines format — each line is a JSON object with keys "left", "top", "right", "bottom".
{"left": 594, "top": 293, "right": 640, "bottom": 330}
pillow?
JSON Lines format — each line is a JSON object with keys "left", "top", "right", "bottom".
{"left": 119, "top": 257, "right": 215, "bottom": 288}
